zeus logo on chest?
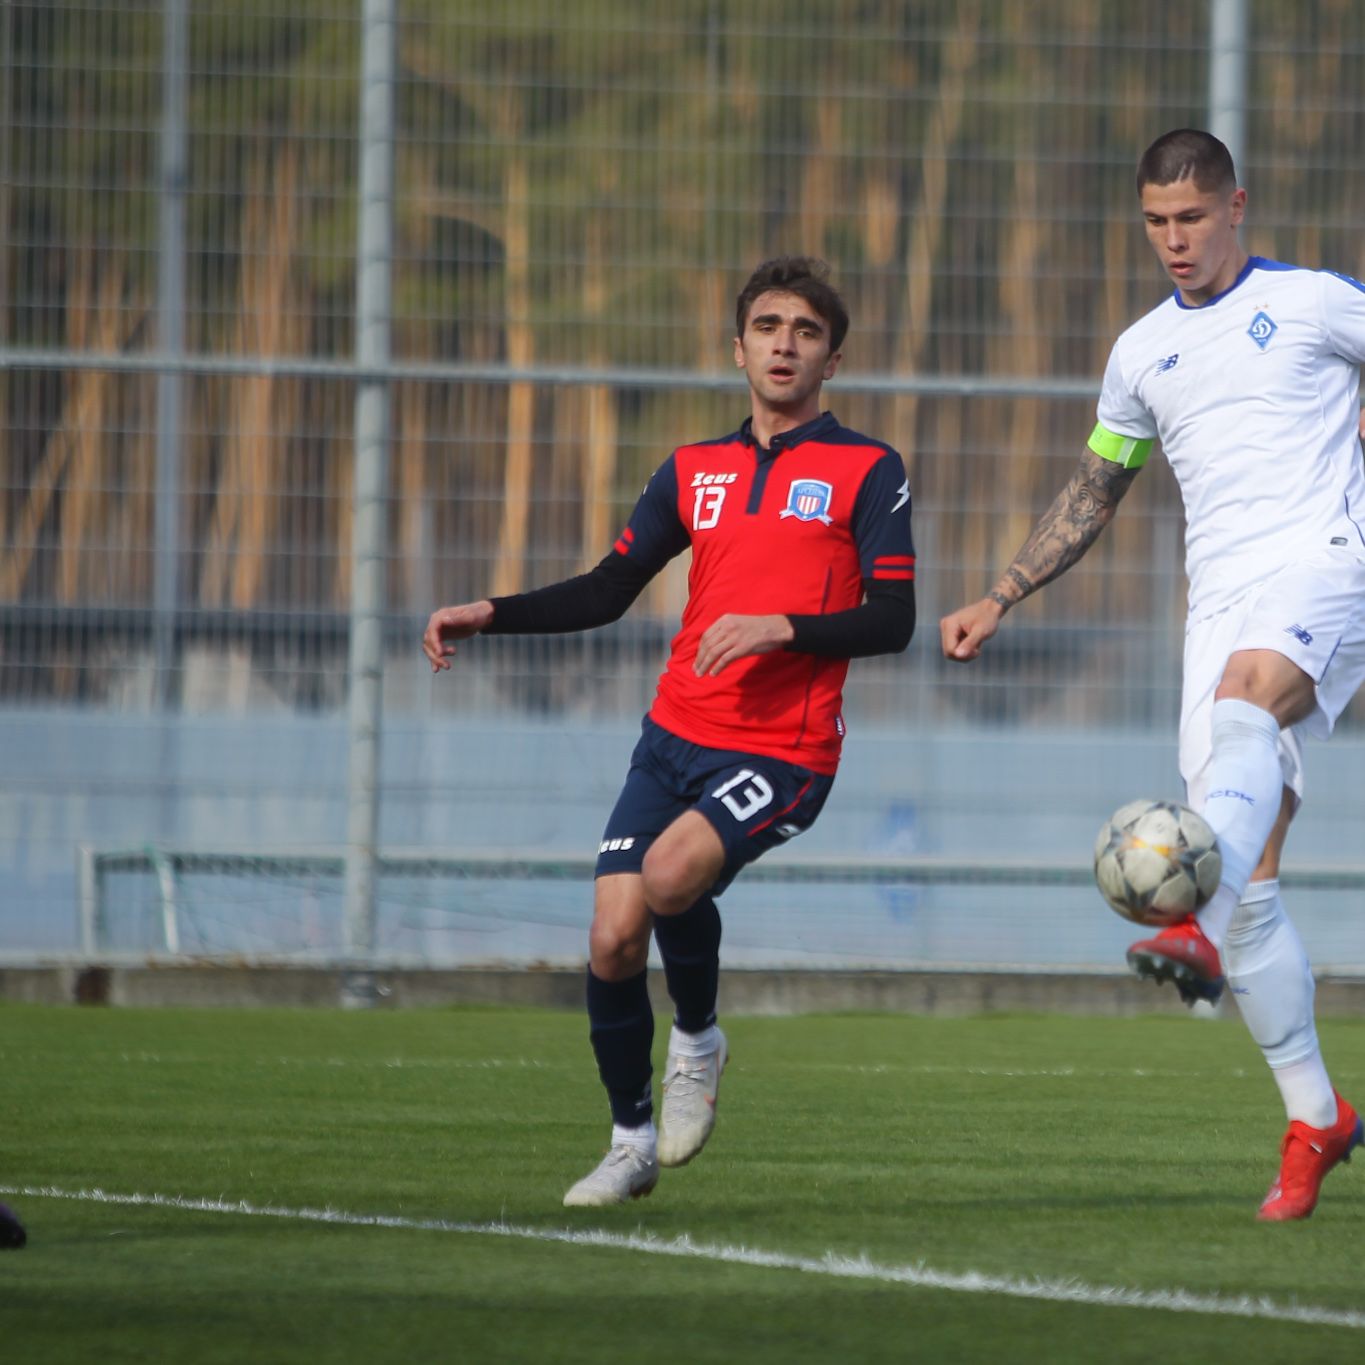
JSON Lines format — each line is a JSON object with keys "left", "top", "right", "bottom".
{"left": 690, "top": 471, "right": 738, "bottom": 529}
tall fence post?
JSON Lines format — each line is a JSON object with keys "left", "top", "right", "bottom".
{"left": 155, "top": 0, "right": 188, "bottom": 709}
{"left": 341, "top": 0, "right": 397, "bottom": 1008}
{"left": 1209, "top": 0, "right": 1248, "bottom": 177}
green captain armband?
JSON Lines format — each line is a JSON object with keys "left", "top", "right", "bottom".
{"left": 1087, "top": 422, "right": 1153, "bottom": 469}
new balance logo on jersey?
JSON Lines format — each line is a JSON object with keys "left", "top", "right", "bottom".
{"left": 1248, "top": 310, "right": 1278, "bottom": 350}
{"left": 599, "top": 837, "right": 636, "bottom": 853}
{"left": 1284, "top": 623, "right": 1313, "bottom": 646}
{"left": 1155, "top": 353, "right": 1179, "bottom": 374}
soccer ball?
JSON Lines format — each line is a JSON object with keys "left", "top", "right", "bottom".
{"left": 1093, "top": 798, "right": 1222, "bottom": 926}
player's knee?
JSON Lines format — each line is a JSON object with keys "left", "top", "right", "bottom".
{"left": 588, "top": 918, "right": 649, "bottom": 980}
{"left": 1214, "top": 656, "right": 1313, "bottom": 726}
{"left": 640, "top": 845, "right": 697, "bottom": 917}
{"left": 642, "top": 876, "right": 692, "bottom": 918}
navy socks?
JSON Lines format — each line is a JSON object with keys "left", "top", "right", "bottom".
{"left": 586, "top": 967, "right": 655, "bottom": 1127}
{"left": 652, "top": 894, "right": 722, "bottom": 1034}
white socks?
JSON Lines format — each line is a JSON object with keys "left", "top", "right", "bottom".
{"left": 1223, "top": 879, "right": 1337, "bottom": 1129}
{"left": 613, "top": 1119, "right": 658, "bottom": 1155}
{"left": 1195, "top": 699, "right": 1284, "bottom": 950}
{"left": 1272, "top": 1057, "right": 1338, "bottom": 1131}
{"left": 669, "top": 1022, "right": 721, "bottom": 1059}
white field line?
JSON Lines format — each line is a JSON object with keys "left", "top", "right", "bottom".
{"left": 5, "top": 1183, "right": 1365, "bottom": 1330}
{"left": 0, "top": 1051, "right": 1251, "bottom": 1081}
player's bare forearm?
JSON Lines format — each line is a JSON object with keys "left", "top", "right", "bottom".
{"left": 940, "top": 451, "right": 1136, "bottom": 662}
{"left": 988, "top": 450, "right": 1137, "bottom": 610}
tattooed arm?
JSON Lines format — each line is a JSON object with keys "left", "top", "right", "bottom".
{"left": 940, "top": 449, "right": 1139, "bottom": 662}
{"left": 986, "top": 450, "right": 1138, "bottom": 608}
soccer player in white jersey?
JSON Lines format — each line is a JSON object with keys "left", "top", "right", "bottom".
{"left": 940, "top": 128, "right": 1365, "bottom": 1221}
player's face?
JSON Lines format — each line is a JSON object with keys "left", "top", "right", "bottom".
{"left": 734, "top": 290, "right": 841, "bottom": 415}
{"left": 1140, "top": 177, "right": 1247, "bottom": 305}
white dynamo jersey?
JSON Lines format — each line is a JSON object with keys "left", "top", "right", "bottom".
{"left": 1093, "top": 256, "right": 1365, "bottom": 619}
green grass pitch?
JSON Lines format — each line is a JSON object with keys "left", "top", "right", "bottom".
{"left": 4, "top": 1001, "right": 1365, "bottom": 1363}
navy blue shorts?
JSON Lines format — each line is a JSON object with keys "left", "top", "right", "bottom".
{"left": 595, "top": 717, "right": 835, "bottom": 896}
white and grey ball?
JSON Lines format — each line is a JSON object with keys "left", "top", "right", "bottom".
{"left": 1093, "top": 798, "right": 1222, "bottom": 926}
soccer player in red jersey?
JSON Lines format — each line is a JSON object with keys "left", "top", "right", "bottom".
{"left": 423, "top": 257, "right": 915, "bottom": 1205}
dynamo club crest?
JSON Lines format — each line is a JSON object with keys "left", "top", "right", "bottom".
{"left": 779, "top": 478, "right": 834, "bottom": 525}
{"left": 1247, "top": 310, "right": 1277, "bottom": 351}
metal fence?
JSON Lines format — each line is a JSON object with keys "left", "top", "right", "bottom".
{"left": 4, "top": 1, "right": 1365, "bottom": 963}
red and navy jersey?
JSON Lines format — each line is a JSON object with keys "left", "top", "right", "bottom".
{"left": 614, "top": 410, "right": 914, "bottom": 774}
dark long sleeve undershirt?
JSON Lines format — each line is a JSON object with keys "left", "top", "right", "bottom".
{"left": 485, "top": 552, "right": 915, "bottom": 658}
{"left": 787, "top": 578, "right": 915, "bottom": 657}
{"left": 484, "top": 552, "right": 650, "bottom": 634}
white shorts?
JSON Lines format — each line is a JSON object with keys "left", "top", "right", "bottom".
{"left": 1180, "top": 548, "right": 1365, "bottom": 809}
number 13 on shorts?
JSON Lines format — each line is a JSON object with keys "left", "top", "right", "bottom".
{"left": 710, "top": 769, "right": 774, "bottom": 821}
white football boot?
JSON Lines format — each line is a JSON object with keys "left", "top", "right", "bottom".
{"left": 658, "top": 1027, "right": 728, "bottom": 1168}
{"left": 562, "top": 1145, "right": 660, "bottom": 1207}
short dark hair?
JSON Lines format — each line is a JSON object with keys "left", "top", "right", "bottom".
{"left": 1136, "top": 129, "right": 1237, "bottom": 195}
{"left": 735, "top": 256, "right": 849, "bottom": 352}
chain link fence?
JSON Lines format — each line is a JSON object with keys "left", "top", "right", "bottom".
{"left": 4, "top": 1, "right": 1365, "bottom": 962}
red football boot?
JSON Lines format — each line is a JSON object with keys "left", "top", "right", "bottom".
{"left": 1257, "top": 1091, "right": 1363, "bottom": 1222}
{"left": 1125, "top": 916, "right": 1225, "bottom": 1006}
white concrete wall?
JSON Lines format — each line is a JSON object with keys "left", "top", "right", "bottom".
{"left": 4, "top": 711, "right": 1364, "bottom": 969}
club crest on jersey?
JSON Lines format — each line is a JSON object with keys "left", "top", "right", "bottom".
{"left": 779, "top": 478, "right": 834, "bottom": 525}
{"left": 1248, "top": 310, "right": 1277, "bottom": 350}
